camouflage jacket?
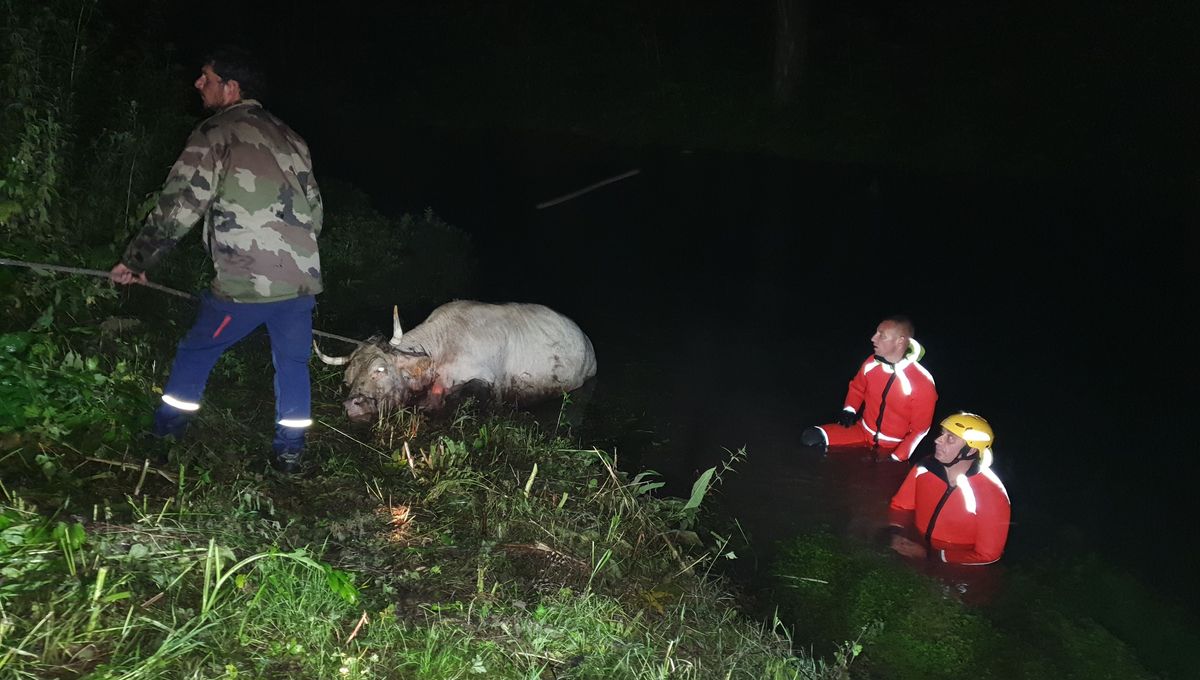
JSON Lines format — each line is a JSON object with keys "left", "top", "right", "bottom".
{"left": 122, "top": 99, "right": 323, "bottom": 302}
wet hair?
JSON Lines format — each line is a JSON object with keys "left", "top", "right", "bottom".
{"left": 203, "top": 46, "right": 268, "bottom": 100}
{"left": 882, "top": 315, "right": 914, "bottom": 339}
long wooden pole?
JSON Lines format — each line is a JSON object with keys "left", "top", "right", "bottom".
{"left": 0, "top": 257, "right": 361, "bottom": 345}
{"left": 535, "top": 168, "right": 641, "bottom": 209}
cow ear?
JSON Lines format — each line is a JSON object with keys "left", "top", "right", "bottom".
{"left": 342, "top": 361, "right": 363, "bottom": 385}
{"left": 395, "top": 356, "right": 435, "bottom": 387}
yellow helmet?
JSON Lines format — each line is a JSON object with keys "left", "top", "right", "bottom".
{"left": 940, "top": 412, "right": 994, "bottom": 455}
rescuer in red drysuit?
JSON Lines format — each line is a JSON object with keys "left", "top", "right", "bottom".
{"left": 801, "top": 316, "right": 937, "bottom": 461}
{"left": 888, "top": 412, "right": 1011, "bottom": 565}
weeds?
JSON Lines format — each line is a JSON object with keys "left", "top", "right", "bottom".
{"left": 768, "top": 531, "right": 1184, "bottom": 680}
{"left": 0, "top": 302, "right": 846, "bottom": 678}
{"left": 0, "top": 329, "right": 153, "bottom": 445}
{"left": 0, "top": 5, "right": 976, "bottom": 675}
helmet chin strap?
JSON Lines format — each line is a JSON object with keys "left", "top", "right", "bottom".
{"left": 943, "top": 444, "right": 979, "bottom": 467}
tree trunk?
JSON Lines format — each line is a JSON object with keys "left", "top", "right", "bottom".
{"left": 772, "top": 0, "right": 809, "bottom": 107}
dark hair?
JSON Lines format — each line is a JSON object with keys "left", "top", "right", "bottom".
{"left": 203, "top": 46, "right": 268, "bottom": 100}
{"left": 883, "top": 314, "right": 915, "bottom": 338}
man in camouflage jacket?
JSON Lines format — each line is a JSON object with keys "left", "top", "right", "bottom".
{"left": 111, "top": 47, "right": 322, "bottom": 473}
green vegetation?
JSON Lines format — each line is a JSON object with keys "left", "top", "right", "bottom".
{"left": 318, "top": 180, "right": 475, "bottom": 320}
{"left": 2, "top": 2, "right": 1194, "bottom": 678}
{"left": 769, "top": 531, "right": 1198, "bottom": 680}
{"left": 0, "top": 306, "right": 852, "bottom": 677}
{"left": 1, "top": 5, "right": 835, "bottom": 675}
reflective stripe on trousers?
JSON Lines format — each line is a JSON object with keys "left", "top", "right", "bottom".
{"left": 155, "top": 292, "right": 316, "bottom": 451}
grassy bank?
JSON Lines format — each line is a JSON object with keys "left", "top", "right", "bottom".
{"left": 0, "top": 292, "right": 852, "bottom": 678}
{"left": 5, "top": 281, "right": 1199, "bottom": 679}
{"left": 766, "top": 530, "right": 1199, "bottom": 680}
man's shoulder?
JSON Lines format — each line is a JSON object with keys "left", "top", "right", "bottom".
{"left": 200, "top": 100, "right": 281, "bottom": 133}
{"left": 905, "top": 359, "right": 936, "bottom": 385}
{"left": 977, "top": 467, "right": 1011, "bottom": 501}
{"left": 196, "top": 107, "right": 240, "bottom": 139}
{"left": 197, "top": 101, "right": 308, "bottom": 155}
{"left": 913, "top": 462, "right": 947, "bottom": 485}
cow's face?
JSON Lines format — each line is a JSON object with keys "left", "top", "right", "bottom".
{"left": 341, "top": 343, "right": 436, "bottom": 423}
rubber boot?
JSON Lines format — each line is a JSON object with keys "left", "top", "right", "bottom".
{"left": 271, "top": 424, "right": 306, "bottom": 474}
{"left": 153, "top": 402, "right": 192, "bottom": 440}
{"left": 142, "top": 403, "right": 192, "bottom": 465}
{"left": 801, "top": 426, "right": 828, "bottom": 453}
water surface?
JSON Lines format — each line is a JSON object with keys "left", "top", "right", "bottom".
{"left": 323, "top": 125, "right": 1195, "bottom": 612}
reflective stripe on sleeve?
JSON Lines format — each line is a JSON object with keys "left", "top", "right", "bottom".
{"left": 162, "top": 394, "right": 201, "bottom": 411}
{"left": 899, "top": 428, "right": 930, "bottom": 457}
{"left": 980, "top": 466, "right": 1010, "bottom": 502}
{"left": 913, "top": 361, "right": 935, "bottom": 385}
{"left": 861, "top": 420, "right": 902, "bottom": 442}
{"left": 957, "top": 475, "right": 977, "bottom": 515}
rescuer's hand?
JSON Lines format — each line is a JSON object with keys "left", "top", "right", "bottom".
{"left": 890, "top": 535, "right": 928, "bottom": 559}
{"left": 109, "top": 262, "right": 147, "bottom": 286}
{"left": 835, "top": 409, "right": 858, "bottom": 427}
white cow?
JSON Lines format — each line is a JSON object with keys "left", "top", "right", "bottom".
{"left": 316, "top": 300, "right": 597, "bottom": 422}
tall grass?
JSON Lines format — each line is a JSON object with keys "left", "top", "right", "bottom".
{"left": 0, "top": 317, "right": 849, "bottom": 678}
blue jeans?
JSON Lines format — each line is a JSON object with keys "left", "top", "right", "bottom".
{"left": 154, "top": 293, "right": 315, "bottom": 454}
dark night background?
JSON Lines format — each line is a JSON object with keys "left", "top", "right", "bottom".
{"left": 105, "top": 1, "right": 1196, "bottom": 611}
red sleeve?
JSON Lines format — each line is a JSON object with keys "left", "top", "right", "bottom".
{"left": 842, "top": 359, "right": 869, "bottom": 413}
{"left": 890, "top": 377, "right": 938, "bottom": 461}
{"left": 941, "top": 483, "right": 1010, "bottom": 565}
{"left": 888, "top": 467, "right": 919, "bottom": 526}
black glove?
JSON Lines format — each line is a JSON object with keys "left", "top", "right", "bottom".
{"left": 835, "top": 410, "right": 858, "bottom": 427}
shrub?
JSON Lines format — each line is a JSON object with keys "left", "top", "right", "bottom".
{"left": 0, "top": 328, "right": 153, "bottom": 446}
{"left": 319, "top": 194, "right": 475, "bottom": 328}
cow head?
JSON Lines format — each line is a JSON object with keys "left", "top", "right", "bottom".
{"left": 338, "top": 342, "right": 435, "bottom": 423}
{"left": 314, "top": 306, "right": 437, "bottom": 423}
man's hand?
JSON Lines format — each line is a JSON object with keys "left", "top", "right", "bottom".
{"left": 109, "top": 262, "right": 147, "bottom": 286}
{"left": 835, "top": 409, "right": 858, "bottom": 427}
{"left": 890, "top": 535, "right": 928, "bottom": 559}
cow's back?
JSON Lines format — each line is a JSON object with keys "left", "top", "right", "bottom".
{"left": 497, "top": 303, "right": 597, "bottom": 388}
{"left": 419, "top": 301, "right": 597, "bottom": 395}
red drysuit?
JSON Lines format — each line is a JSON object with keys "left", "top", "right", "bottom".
{"left": 815, "top": 339, "right": 937, "bottom": 461}
{"left": 889, "top": 461, "right": 1011, "bottom": 565}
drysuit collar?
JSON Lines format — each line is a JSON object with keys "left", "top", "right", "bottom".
{"left": 873, "top": 337, "right": 924, "bottom": 367}
{"left": 923, "top": 457, "right": 982, "bottom": 483}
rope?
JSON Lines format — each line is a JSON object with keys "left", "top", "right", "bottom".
{"left": 0, "top": 257, "right": 362, "bottom": 346}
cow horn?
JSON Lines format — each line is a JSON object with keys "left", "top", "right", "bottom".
{"left": 312, "top": 340, "right": 350, "bottom": 365}
{"left": 389, "top": 305, "right": 405, "bottom": 347}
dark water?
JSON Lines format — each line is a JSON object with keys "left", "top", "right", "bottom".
{"left": 319, "top": 125, "right": 1196, "bottom": 612}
